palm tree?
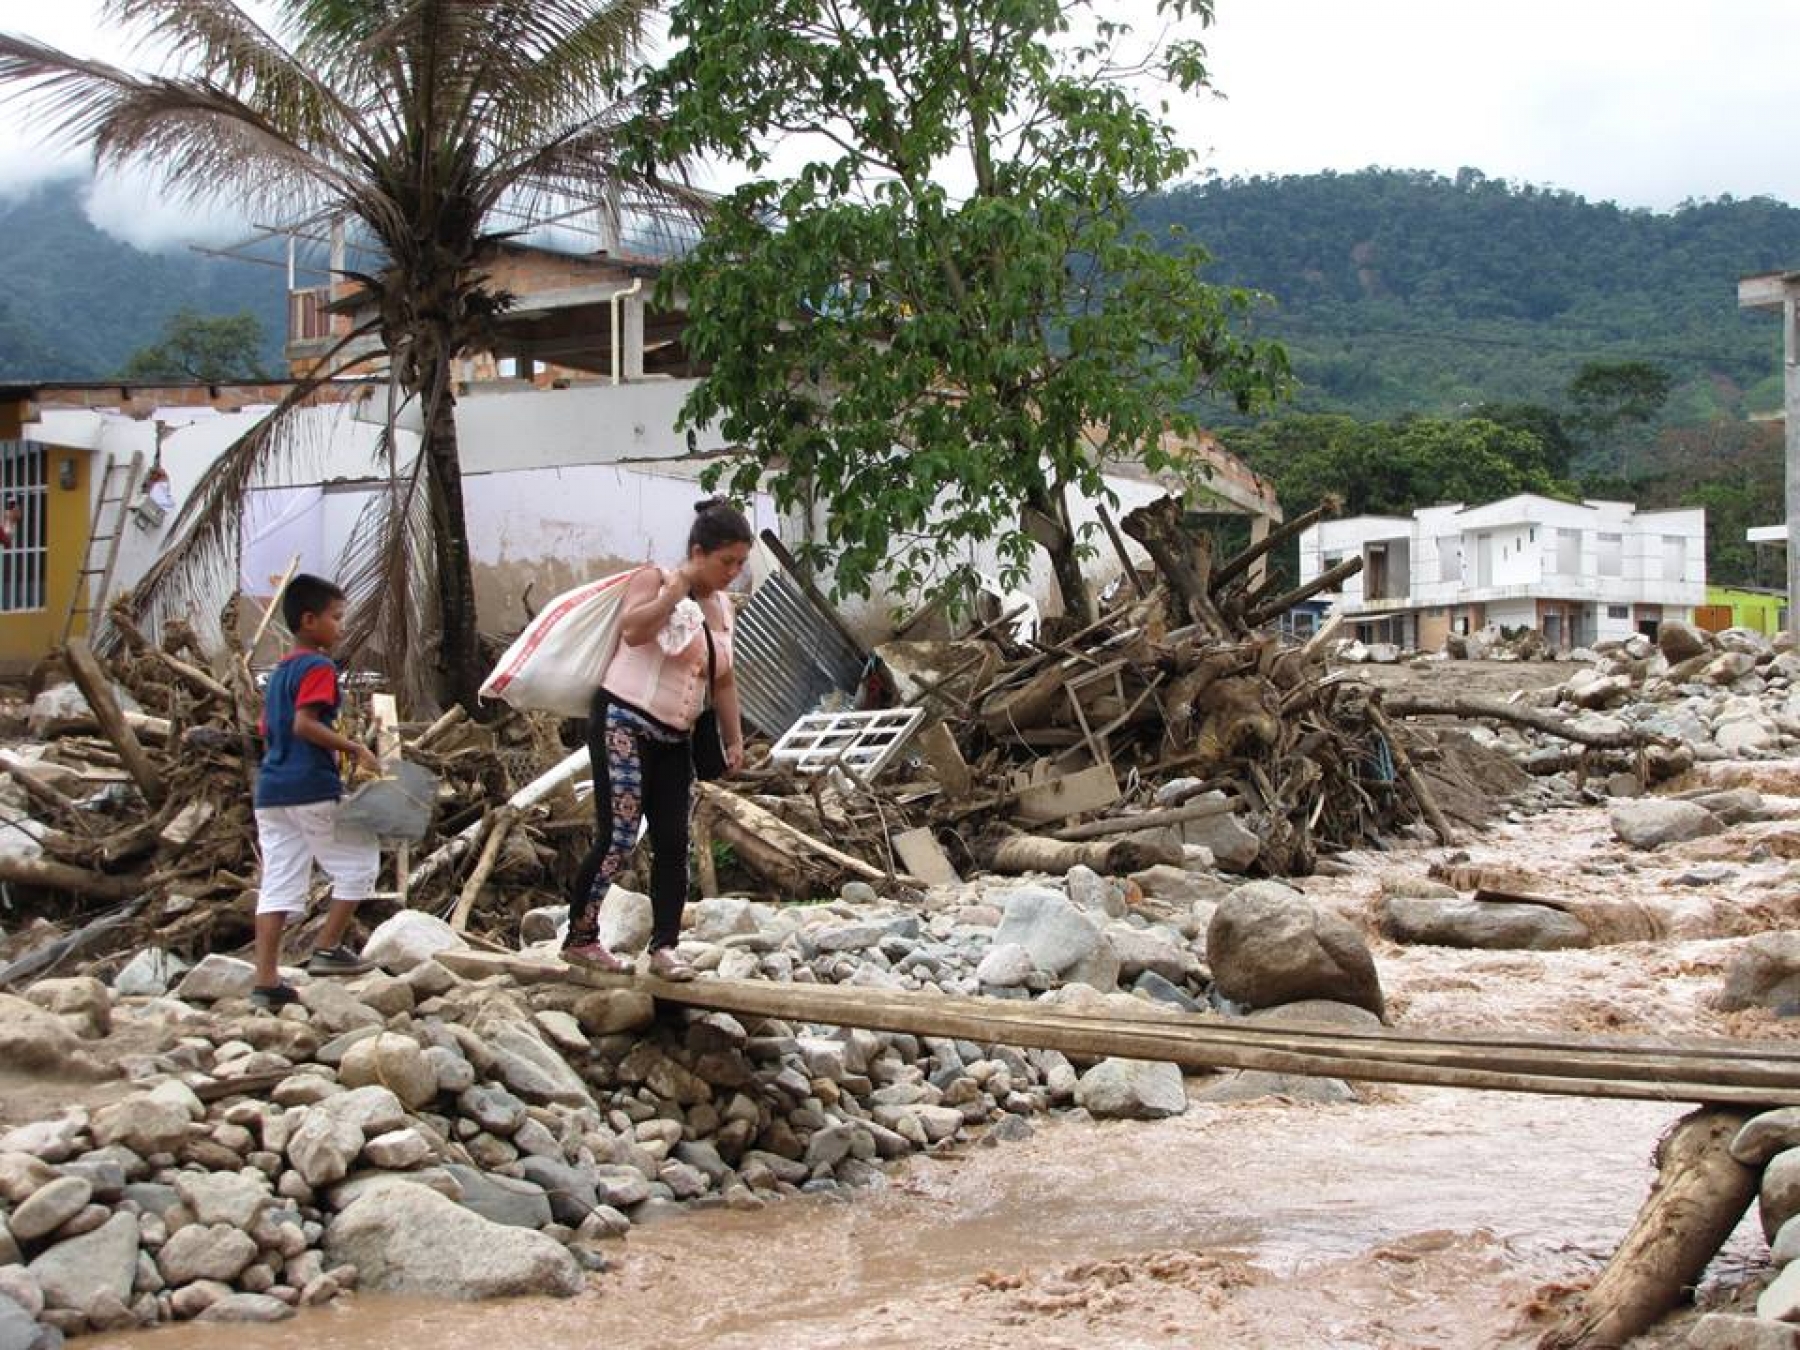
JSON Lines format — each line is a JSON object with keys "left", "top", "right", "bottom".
{"left": 0, "top": 0, "right": 688, "bottom": 710}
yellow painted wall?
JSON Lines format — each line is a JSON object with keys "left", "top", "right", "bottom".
{"left": 0, "top": 443, "right": 93, "bottom": 671}
{"left": 1705, "top": 586, "right": 1784, "bottom": 636}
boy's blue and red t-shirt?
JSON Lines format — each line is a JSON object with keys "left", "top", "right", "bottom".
{"left": 255, "top": 651, "right": 343, "bottom": 807}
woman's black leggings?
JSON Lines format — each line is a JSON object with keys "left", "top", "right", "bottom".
{"left": 567, "top": 689, "right": 694, "bottom": 952}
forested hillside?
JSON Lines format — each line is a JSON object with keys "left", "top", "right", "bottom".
{"left": 1142, "top": 168, "right": 1800, "bottom": 423}
{"left": 0, "top": 176, "right": 286, "bottom": 380}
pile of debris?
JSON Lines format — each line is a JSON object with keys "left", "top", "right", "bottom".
{"left": 1386, "top": 619, "right": 1800, "bottom": 793}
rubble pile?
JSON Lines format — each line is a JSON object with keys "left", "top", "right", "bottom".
{"left": 701, "top": 495, "right": 1514, "bottom": 907}
{"left": 1395, "top": 620, "right": 1800, "bottom": 792}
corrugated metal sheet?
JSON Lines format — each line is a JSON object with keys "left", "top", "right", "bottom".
{"left": 733, "top": 572, "right": 866, "bottom": 739}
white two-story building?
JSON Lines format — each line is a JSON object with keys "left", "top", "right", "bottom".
{"left": 1297, "top": 493, "right": 1706, "bottom": 651}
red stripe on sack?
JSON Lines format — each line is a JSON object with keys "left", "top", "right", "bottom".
{"left": 485, "top": 571, "right": 630, "bottom": 695}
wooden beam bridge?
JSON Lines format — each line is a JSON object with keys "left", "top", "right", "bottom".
{"left": 439, "top": 950, "right": 1800, "bottom": 1108}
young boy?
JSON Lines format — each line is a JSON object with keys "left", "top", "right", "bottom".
{"left": 250, "top": 574, "right": 383, "bottom": 1009}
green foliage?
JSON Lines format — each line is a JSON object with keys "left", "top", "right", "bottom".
{"left": 1136, "top": 169, "right": 1800, "bottom": 423}
{"left": 122, "top": 308, "right": 269, "bottom": 383}
{"left": 641, "top": 0, "right": 1291, "bottom": 615}
{"left": 0, "top": 178, "right": 286, "bottom": 380}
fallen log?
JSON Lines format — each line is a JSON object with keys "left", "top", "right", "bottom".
{"left": 0, "top": 895, "right": 148, "bottom": 987}
{"left": 1210, "top": 498, "right": 1338, "bottom": 594}
{"left": 1051, "top": 795, "right": 1241, "bottom": 841}
{"left": 1119, "top": 495, "right": 1230, "bottom": 635}
{"left": 63, "top": 638, "right": 165, "bottom": 807}
{"left": 696, "top": 782, "right": 924, "bottom": 888}
{"left": 1537, "top": 1107, "right": 1758, "bottom": 1350}
{"left": 450, "top": 805, "right": 522, "bottom": 931}
{"left": 1366, "top": 701, "right": 1456, "bottom": 845}
{"left": 1384, "top": 693, "right": 1667, "bottom": 750}
{"left": 1244, "top": 556, "right": 1364, "bottom": 628}
{"left": 409, "top": 745, "right": 588, "bottom": 895}
{"left": 980, "top": 832, "right": 1183, "bottom": 875}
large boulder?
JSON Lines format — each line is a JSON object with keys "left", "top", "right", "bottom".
{"left": 0, "top": 995, "right": 111, "bottom": 1080}
{"left": 23, "top": 977, "right": 110, "bottom": 1039}
{"left": 362, "top": 912, "right": 468, "bottom": 973}
{"left": 1657, "top": 619, "right": 1711, "bottom": 664}
{"left": 1608, "top": 799, "right": 1723, "bottom": 850}
{"left": 90, "top": 1094, "right": 190, "bottom": 1156}
{"left": 174, "top": 954, "right": 259, "bottom": 1002}
{"left": 27, "top": 1211, "right": 138, "bottom": 1312}
{"left": 1719, "top": 934, "right": 1800, "bottom": 1016}
{"left": 440, "top": 1165, "right": 554, "bottom": 1229}
{"left": 1073, "top": 1059, "right": 1187, "bottom": 1119}
{"left": 325, "top": 1181, "right": 581, "bottom": 1298}
{"left": 1207, "top": 881, "right": 1385, "bottom": 1020}
{"left": 597, "top": 887, "right": 654, "bottom": 955}
{"left": 992, "top": 887, "right": 1118, "bottom": 991}
{"left": 1377, "top": 892, "right": 1590, "bottom": 951}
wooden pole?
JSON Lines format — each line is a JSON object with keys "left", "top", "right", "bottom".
{"left": 1212, "top": 498, "right": 1339, "bottom": 593}
{"left": 1365, "top": 702, "right": 1456, "bottom": 845}
{"left": 62, "top": 638, "right": 164, "bottom": 806}
{"left": 1538, "top": 1108, "right": 1758, "bottom": 1349}
{"left": 1383, "top": 692, "right": 1666, "bottom": 750}
{"left": 1094, "top": 503, "right": 1149, "bottom": 598}
{"left": 1245, "top": 556, "right": 1365, "bottom": 628}
{"left": 451, "top": 806, "right": 519, "bottom": 931}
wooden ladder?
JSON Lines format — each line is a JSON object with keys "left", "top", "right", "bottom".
{"left": 62, "top": 449, "right": 144, "bottom": 645}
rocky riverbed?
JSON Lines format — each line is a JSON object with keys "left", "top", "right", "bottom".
{"left": 8, "top": 649, "right": 1800, "bottom": 1346}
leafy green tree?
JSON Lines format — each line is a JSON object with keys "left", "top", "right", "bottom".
{"left": 1566, "top": 359, "right": 1672, "bottom": 478}
{"left": 639, "top": 0, "right": 1290, "bottom": 619}
{"left": 122, "top": 308, "right": 268, "bottom": 384}
{"left": 0, "top": 0, "right": 677, "bottom": 709}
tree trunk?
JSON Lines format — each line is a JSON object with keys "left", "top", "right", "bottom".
{"left": 417, "top": 343, "right": 485, "bottom": 713}
{"left": 1538, "top": 1107, "right": 1757, "bottom": 1350}
{"left": 1027, "top": 483, "right": 1094, "bottom": 625}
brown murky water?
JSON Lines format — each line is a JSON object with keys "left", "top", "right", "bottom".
{"left": 91, "top": 1088, "right": 1757, "bottom": 1350}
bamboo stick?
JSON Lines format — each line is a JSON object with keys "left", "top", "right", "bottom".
{"left": 450, "top": 806, "right": 520, "bottom": 931}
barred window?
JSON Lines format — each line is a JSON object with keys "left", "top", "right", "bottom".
{"left": 0, "top": 442, "right": 47, "bottom": 614}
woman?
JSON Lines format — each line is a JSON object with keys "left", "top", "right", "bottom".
{"left": 563, "top": 499, "right": 751, "bottom": 980}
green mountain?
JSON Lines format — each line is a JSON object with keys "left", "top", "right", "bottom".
{"left": 1140, "top": 167, "right": 1800, "bottom": 424}
{"left": 0, "top": 176, "right": 288, "bottom": 381}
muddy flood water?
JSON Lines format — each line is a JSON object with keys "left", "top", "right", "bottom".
{"left": 88, "top": 779, "right": 1800, "bottom": 1350}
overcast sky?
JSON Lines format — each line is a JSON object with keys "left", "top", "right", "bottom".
{"left": 0, "top": 0, "right": 1794, "bottom": 250}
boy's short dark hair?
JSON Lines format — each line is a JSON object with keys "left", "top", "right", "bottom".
{"left": 283, "top": 573, "right": 345, "bottom": 633}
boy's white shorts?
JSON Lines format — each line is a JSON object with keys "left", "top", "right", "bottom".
{"left": 254, "top": 801, "right": 379, "bottom": 916}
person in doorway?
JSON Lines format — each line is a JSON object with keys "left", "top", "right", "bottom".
{"left": 249, "top": 573, "right": 383, "bottom": 1009}
{"left": 0, "top": 498, "right": 21, "bottom": 547}
{"left": 564, "top": 499, "right": 751, "bottom": 981}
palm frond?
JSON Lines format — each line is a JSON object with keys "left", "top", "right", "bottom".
{"left": 102, "top": 0, "right": 375, "bottom": 156}
{"left": 336, "top": 426, "right": 440, "bottom": 712}
{"left": 0, "top": 34, "right": 354, "bottom": 213}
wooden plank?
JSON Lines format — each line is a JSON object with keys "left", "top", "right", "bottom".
{"left": 63, "top": 638, "right": 164, "bottom": 806}
{"left": 891, "top": 826, "right": 960, "bottom": 886}
{"left": 434, "top": 951, "right": 1800, "bottom": 1106}
{"left": 1051, "top": 794, "right": 1241, "bottom": 842}
{"left": 1013, "top": 761, "right": 1121, "bottom": 826}
{"left": 915, "top": 722, "right": 972, "bottom": 798}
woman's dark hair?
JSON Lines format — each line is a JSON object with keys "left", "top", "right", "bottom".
{"left": 689, "top": 497, "right": 753, "bottom": 554}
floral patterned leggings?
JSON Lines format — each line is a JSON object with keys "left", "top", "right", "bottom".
{"left": 566, "top": 692, "right": 694, "bottom": 952}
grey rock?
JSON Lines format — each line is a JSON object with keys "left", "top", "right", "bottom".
{"left": 1609, "top": 799, "right": 1723, "bottom": 849}
{"left": 423, "top": 1046, "right": 475, "bottom": 1095}
{"left": 314, "top": 1085, "right": 408, "bottom": 1137}
{"left": 1657, "top": 619, "right": 1711, "bottom": 663}
{"left": 286, "top": 1110, "right": 364, "bottom": 1189}
{"left": 298, "top": 982, "right": 382, "bottom": 1035}
{"left": 1720, "top": 934, "right": 1800, "bottom": 1015}
{"left": 1688, "top": 1313, "right": 1799, "bottom": 1349}
{"left": 1129, "top": 864, "right": 1231, "bottom": 907}
{"left": 459, "top": 1085, "right": 528, "bottom": 1136}
{"left": 325, "top": 1181, "right": 581, "bottom": 1298}
{"left": 1177, "top": 798, "right": 1261, "bottom": 872}
{"left": 27, "top": 1212, "right": 137, "bottom": 1312}
{"left": 1064, "top": 865, "right": 1126, "bottom": 918}
{"left": 1688, "top": 788, "right": 1771, "bottom": 825}
{"left": 325, "top": 1167, "right": 461, "bottom": 1211}
{"left": 1073, "top": 1059, "right": 1187, "bottom": 1119}
{"left": 172, "top": 1170, "right": 271, "bottom": 1228}
{"left": 485, "top": 1023, "right": 595, "bottom": 1108}
{"left": 519, "top": 906, "right": 566, "bottom": 945}
{"left": 440, "top": 1165, "right": 552, "bottom": 1230}
{"left": 112, "top": 949, "right": 188, "bottom": 999}
{"left": 597, "top": 887, "right": 654, "bottom": 955}
{"left": 992, "top": 887, "right": 1118, "bottom": 991}
{"left": 0, "top": 1121, "right": 83, "bottom": 1165}
{"left": 1734, "top": 1108, "right": 1800, "bottom": 1165}
{"left": 688, "top": 899, "right": 768, "bottom": 942}
{"left": 1763, "top": 1148, "right": 1800, "bottom": 1241}
{"left": 338, "top": 1033, "right": 438, "bottom": 1109}
{"left": 156, "top": 1224, "right": 257, "bottom": 1285}
{"left": 9, "top": 1179, "right": 90, "bottom": 1242}
{"left": 1774, "top": 1211, "right": 1800, "bottom": 1266}
{"left": 515, "top": 1157, "right": 598, "bottom": 1226}
{"left": 812, "top": 921, "right": 887, "bottom": 953}
{"left": 25, "top": 979, "right": 110, "bottom": 1039}
{"left": 1377, "top": 893, "right": 1590, "bottom": 951}
{"left": 1132, "top": 971, "right": 1202, "bottom": 1012}
{"left": 0, "top": 1294, "right": 38, "bottom": 1350}
{"left": 0, "top": 1268, "right": 44, "bottom": 1318}
{"left": 89, "top": 1096, "right": 189, "bottom": 1157}
{"left": 196, "top": 1292, "right": 295, "bottom": 1323}
{"left": 362, "top": 911, "right": 469, "bottom": 973}
{"left": 362, "top": 1129, "right": 433, "bottom": 1170}
{"left": 974, "top": 943, "right": 1034, "bottom": 988}
{"left": 1761, "top": 1260, "right": 1800, "bottom": 1323}
{"left": 1207, "top": 881, "right": 1385, "bottom": 1019}
{"left": 173, "top": 954, "right": 257, "bottom": 1002}
{"left": 1104, "top": 924, "right": 1192, "bottom": 981}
